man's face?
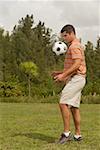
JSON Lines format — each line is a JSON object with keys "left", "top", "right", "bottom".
{"left": 61, "top": 31, "right": 72, "bottom": 43}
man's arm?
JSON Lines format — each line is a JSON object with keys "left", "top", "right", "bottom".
{"left": 54, "top": 59, "right": 81, "bottom": 81}
{"left": 62, "top": 59, "right": 81, "bottom": 78}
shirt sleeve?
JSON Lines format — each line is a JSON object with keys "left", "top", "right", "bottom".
{"left": 70, "top": 44, "right": 82, "bottom": 60}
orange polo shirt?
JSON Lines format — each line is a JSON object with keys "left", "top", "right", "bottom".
{"left": 64, "top": 38, "right": 86, "bottom": 76}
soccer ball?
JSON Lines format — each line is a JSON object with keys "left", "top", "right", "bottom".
{"left": 52, "top": 41, "right": 67, "bottom": 56}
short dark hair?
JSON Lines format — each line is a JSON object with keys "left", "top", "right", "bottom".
{"left": 61, "top": 24, "right": 76, "bottom": 34}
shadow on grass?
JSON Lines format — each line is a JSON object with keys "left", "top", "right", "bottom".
{"left": 12, "top": 132, "right": 56, "bottom": 143}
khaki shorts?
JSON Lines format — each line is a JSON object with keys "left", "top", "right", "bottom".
{"left": 60, "top": 75, "right": 86, "bottom": 108}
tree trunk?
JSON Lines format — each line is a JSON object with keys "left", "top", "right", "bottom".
{"left": 28, "top": 75, "right": 31, "bottom": 98}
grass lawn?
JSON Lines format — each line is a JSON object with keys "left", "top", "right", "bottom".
{"left": 0, "top": 103, "right": 100, "bottom": 150}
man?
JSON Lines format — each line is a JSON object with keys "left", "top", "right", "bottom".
{"left": 52, "top": 24, "right": 86, "bottom": 144}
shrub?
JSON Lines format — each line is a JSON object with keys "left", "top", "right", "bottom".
{"left": 0, "top": 81, "right": 24, "bottom": 97}
{"left": 81, "top": 95, "right": 100, "bottom": 104}
{"left": 82, "top": 79, "right": 100, "bottom": 95}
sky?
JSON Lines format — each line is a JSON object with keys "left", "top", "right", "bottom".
{"left": 0, "top": 0, "right": 100, "bottom": 45}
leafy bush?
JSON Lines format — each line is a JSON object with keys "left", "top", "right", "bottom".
{"left": 30, "top": 76, "right": 63, "bottom": 97}
{"left": 0, "top": 95, "right": 100, "bottom": 104}
{"left": 81, "top": 95, "right": 100, "bottom": 104}
{"left": 0, "top": 81, "right": 24, "bottom": 97}
{"left": 82, "top": 79, "right": 100, "bottom": 95}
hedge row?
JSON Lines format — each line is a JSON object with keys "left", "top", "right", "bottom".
{"left": 0, "top": 95, "right": 100, "bottom": 104}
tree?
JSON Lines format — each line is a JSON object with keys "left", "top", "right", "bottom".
{"left": 0, "top": 28, "right": 4, "bottom": 81}
{"left": 84, "top": 39, "right": 100, "bottom": 95}
{"left": 13, "top": 14, "right": 34, "bottom": 39}
{"left": 94, "top": 37, "right": 100, "bottom": 79}
{"left": 0, "top": 28, "right": 11, "bottom": 82}
{"left": 85, "top": 41, "right": 95, "bottom": 82}
{"left": 20, "top": 61, "right": 38, "bottom": 97}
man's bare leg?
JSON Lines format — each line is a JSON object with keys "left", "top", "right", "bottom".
{"left": 59, "top": 104, "right": 70, "bottom": 132}
{"left": 71, "top": 107, "right": 81, "bottom": 135}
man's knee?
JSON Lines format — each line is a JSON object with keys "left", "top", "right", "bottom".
{"left": 71, "top": 106, "right": 79, "bottom": 113}
{"left": 59, "top": 103, "right": 68, "bottom": 109}
{"left": 59, "top": 103, "right": 65, "bottom": 108}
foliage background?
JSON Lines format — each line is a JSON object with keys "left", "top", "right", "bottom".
{"left": 0, "top": 14, "right": 100, "bottom": 103}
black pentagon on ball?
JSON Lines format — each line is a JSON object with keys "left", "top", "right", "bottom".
{"left": 59, "top": 42, "right": 62, "bottom": 44}
{"left": 64, "top": 48, "right": 66, "bottom": 51}
{"left": 57, "top": 47, "right": 60, "bottom": 51}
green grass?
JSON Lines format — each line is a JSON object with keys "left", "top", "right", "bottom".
{"left": 0, "top": 103, "right": 100, "bottom": 150}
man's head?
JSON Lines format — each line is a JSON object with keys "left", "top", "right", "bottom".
{"left": 60, "top": 24, "right": 76, "bottom": 43}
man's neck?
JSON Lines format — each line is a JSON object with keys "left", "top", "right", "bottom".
{"left": 70, "top": 36, "right": 78, "bottom": 45}
{"left": 71, "top": 35, "right": 76, "bottom": 42}
{"left": 67, "top": 36, "right": 76, "bottom": 46}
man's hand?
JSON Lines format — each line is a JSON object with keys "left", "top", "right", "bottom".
{"left": 51, "top": 71, "right": 63, "bottom": 78}
{"left": 54, "top": 73, "right": 64, "bottom": 82}
{"left": 54, "top": 71, "right": 76, "bottom": 83}
{"left": 54, "top": 73, "right": 69, "bottom": 82}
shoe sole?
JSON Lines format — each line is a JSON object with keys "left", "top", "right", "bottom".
{"left": 74, "top": 137, "right": 83, "bottom": 141}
